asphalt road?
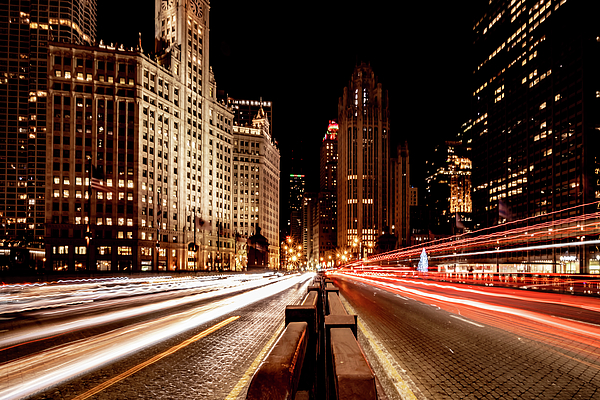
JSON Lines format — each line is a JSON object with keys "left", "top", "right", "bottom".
{"left": 330, "top": 273, "right": 600, "bottom": 400}
{"left": 0, "top": 273, "right": 313, "bottom": 400}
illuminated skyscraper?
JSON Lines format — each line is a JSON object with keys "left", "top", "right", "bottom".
{"left": 424, "top": 141, "right": 472, "bottom": 234}
{"left": 232, "top": 107, "right": 280, "bottom": 269}
{"left": 337, "top": 64, "right": 391, "bottom": 255}
{"left": 469, "top": 0, "right": 599, "bottom": 232}
{"left": 0, "top": 0, "right": 97, "bottom": 255}
{"left": 42, "top": 0, "right": 280, "bottom": 273}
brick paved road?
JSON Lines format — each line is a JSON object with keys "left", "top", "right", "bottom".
{"left": 332, "top": 276, "right": 600, "bottom": 400}
{"left": 14, "top": 275, "right": 311, "bottom": 400}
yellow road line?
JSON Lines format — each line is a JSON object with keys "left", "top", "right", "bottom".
{"left": 71, "top": 315, "right": 240, "bottom": 400}
{"left": 341, "top": 297, "right": 420, "bottom": 400}
{"left": 225, "top": 320, "right": 286, "bottom": 400}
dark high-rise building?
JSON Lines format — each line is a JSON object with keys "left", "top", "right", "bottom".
{"left": 317, "top": 121, "right": 338, "bottom": 266}
{"left": 0, "top": 1, "right": 97, "bottom": 251}
{"left": 469, "top": 0, "right": 600, "bottom": 232}
{"left": 337, "top": 63, "right": 390, "bottom": 255}
{"left": 391, "top": 142, "right": 410, "bottom": 247}
{"left": 288, "top": 173, "right": 305, "bottom": 245}
{"left": 227, "top": 98, "right": 273, "bottom": 134}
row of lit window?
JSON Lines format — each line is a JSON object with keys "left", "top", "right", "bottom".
{"left": 72, "top": 217, "right": 134, "bottom": 227}
{"left": 30, "top": 18, "right": 91, "bottom": 44}
{"left": 52, "top": 245, "right": 133, "bottom": 255}
{"left": 52, "top": 190, "right": 133, "bottom": 201}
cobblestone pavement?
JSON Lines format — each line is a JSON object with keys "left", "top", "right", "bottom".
{"left": 23, "top": 276, "right": 311, "bottom": 400}
{"left": 333, "top": 276, "right": 600, "bottom": 400}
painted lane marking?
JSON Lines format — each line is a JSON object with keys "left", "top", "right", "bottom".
{"left": 71, "top": 315, "right": 240, "bottom": 400}
{"left": 450, "top": 314, "right": 485, "bottom": 327}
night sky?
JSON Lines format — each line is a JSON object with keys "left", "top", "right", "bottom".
{"left": 99, "top": 1, "right": 477, "bottom": 233}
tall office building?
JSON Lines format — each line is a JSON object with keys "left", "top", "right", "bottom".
{"left": 232, "top": 106, "right": 280, "bottom": 269}
{"left": 42, "top": 0, "right": 281, "bottom": 273}
{"left": 302, "top": 191, "right": 317, "bottom": 266}
{"left": 391, "top": 142, "right": 410, "bottom": 247}
{"left": 228, "top": 98, "right": 273, "bottom": 134}
{"left": 337, "top": 63, "right": 390, "bottom": 255}
{"left": 0, "top": 0, "right": 97, "bottom": 252}
{"left": 469, "top": 0, "right": 600, "bottom": 229}
{"left": 288, "top": 173, "right": 305, "bottom": 245}
{"left": 424, "top": 141, "right": 472, "bottom": 235}
{"left": 317, "top": 121, "right": 337, "bottom": 263}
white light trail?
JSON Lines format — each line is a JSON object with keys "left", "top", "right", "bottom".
{"left": 0, "top": 273, "right": 312, "bottom": 400}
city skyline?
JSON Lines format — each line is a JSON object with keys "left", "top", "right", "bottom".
{"left": 99, "top": 1, "right": 477, "bottom": 198}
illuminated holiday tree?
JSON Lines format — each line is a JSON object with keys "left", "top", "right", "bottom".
{"left": 417, "top": 248, "right": 428, "bottom": 272}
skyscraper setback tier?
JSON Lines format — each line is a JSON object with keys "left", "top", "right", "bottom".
{"left": 468, "top": 0, "right": 600, "bottom": 229}
{"left": 0, "top": 0, "right": 97, "bottom": 247}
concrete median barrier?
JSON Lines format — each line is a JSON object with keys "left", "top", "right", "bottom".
{"left": 246, "top": 321, "right": 308, "bottom": 400}
{"left": 330, "top": 327, "right": 377, "bottom": 400}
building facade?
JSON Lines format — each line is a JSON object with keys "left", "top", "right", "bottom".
{"left": 424, "top": 141, "right": 472, "bottom": 235}
{"left": 0, "top": 0, "right": 97, "bottom": 264}
{"left": 337, "top": 63, "right": 391, "bottom": 256}
{"left": 232, "top": 107, "right": 280, "bottom": 269}
{"left": 228, "top": 98, "right": 273, "bottom": 134}
{"left": 39, "top": 0, "right": 280, "bottom": 273}
{"left": 391, "top": 142, "right": 410, "bottom": 247}
{"left": 469, "top": 0, "right": 599, "bottom": 229}
{"left": 316, "top": 121, "right": 338, "bottom": 266}
{"left": 288, "top": 173, "right": 305, "bottom": 245}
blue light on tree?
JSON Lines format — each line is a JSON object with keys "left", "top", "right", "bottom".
{"left": 417, "top": 248, "right": 428, "bottom": 272}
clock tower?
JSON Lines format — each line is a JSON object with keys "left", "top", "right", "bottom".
{"left": 155, "top": 0, "right": 236, "bottom": 271}
{"left": 155, "top": 0, "right": 210, "bottom": 97}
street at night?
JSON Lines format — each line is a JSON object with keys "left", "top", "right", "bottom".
{"left": 329, "top": 272, "right": 600, "bottom": 399}
{"left": 1, "top": 0, "right": 600, "bottom": 398}
{"left": 0, "top": 273, "right": 313, "bottom": 400}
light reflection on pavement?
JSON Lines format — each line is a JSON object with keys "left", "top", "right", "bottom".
{"left": 330, "top": 271, "right": 600, "bottom": 366}
{"left": 0, "top": 273, "right": 312, "bottom": 400}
